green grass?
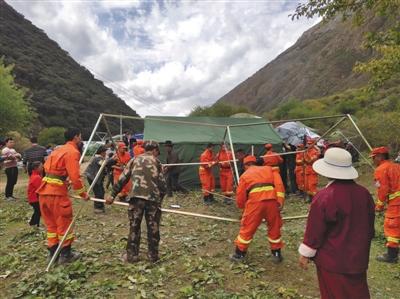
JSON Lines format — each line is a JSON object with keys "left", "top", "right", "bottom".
{"left": 0, "top": 170, "right": 399, "bottom": 298}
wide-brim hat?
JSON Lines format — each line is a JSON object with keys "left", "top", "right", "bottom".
{"left": 312, "top": 147, "right": 358, "bottom": 180}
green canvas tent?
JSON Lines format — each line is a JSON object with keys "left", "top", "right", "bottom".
{"left": 144, "top": 116, "right": 283, "bottom": 189}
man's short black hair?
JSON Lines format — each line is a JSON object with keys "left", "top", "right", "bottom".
{"left": 4, "top": 137, "right": 13, "bottom": 143}
{"left": 64, "top": 128, "right": 81, "bottom": 142}
{"left": 236, "top": 148, "right": 244, "bottom": 153}
{"left": 96, "top": 145, "right": 108, "bottom": 155}
{"left": 30, "top": 137, "right": 38, "bottom": 143}
{"left": 207, "top": 143, "right": 214, "bottom": 148}
{"left": 31, "top": 161, "right": 42, "bottom": 170}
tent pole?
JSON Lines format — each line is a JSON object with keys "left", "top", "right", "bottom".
{"left": 313, "top": 117, "right": 347, "bottom": 145}
{"left": 227, "top": 126, "right": 240, "bottom": 182}
{"left": 80, "top": 113, "right": 103, "bottom": 164}
{"left": 102, "top": 116, "right": 117, "bottom": 148}
{"left": 119, "top": 114, "right": 123, "bottom": 141}
{"left": 335, "top": 131, "right": 374, "bottom": 169}
{"left": 222, "top": 127, "right": 238, "bottom": 187}
{"left": 251, "top": 145, "right": 254, "bottom": 156}
{"left": 346, "top": 114, "right": 372, "bottom": 151}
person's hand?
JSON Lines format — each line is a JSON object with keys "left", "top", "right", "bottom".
{"left": 105, "top": 195, "right": 114, "bottom": 205}
{"left": 81, "top": 192, "right": 90, "bottom": 201}
{"left": 299, "top": 255, "right": 310, "bottom": 270}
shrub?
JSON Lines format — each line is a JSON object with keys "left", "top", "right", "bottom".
{"left": 38, "top": 127, "right": 65, "bottom": 146}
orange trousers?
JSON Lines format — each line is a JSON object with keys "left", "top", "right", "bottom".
{"left": 295, "top": 166, "right": 304, "bottom": 191}
{"left": 220, "top": 169, "right": 233, "bottom": 197}
{"left": 199, "top": 169, "right": 215, "bottom": 196}
{"left": 235, "top": 200, "right": 283, "bottom": 251}
{"left": 113, "top": 170, "right": 132, "bottom": 197}
{"left": 39, "top": 195, "right": 74, "bottom": 248}
{"left": 384, "top": 205, "right": 400, "bottom": 248}
{"left": 305, "top": 167, "right": 318, "bottom": 196}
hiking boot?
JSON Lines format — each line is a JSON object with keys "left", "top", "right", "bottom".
{"left": 94, "top": 208, "right": 105, "bottom": 214}
{"left": 58, "top": 245, "right": 81, "bottom": 265}
{"left": 224, "top": 198, "right": 233, "bottom": 205}
{"left": 271, "top": 249, "right": 283, "bottom": 264}
{"left": 148, "top": 253, "right": 159, "bottom": 263}
{"left": 376, "top": 247, "right": 399, "bottom": 263}
{"left": 204, "top": 195, "right": 211, "bottom": 205}
{"left": 121, "top": 253, "right": 139, "bottom": 263}
{"left": 230, "top": 247, "right": 246, "bottom": 262}
{"left": 5, "top": 197, "right": 15, "bottom": 201}
{"left": 47, "top": 245, "right": 59, "bottom": 262}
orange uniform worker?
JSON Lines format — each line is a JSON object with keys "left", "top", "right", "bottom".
{"left": 216, "top": 144, "right": 234, "bottom": 204}
{"left": 231, "top": 155, "right": 285, "bottom": 263}
{"left": 112, "top": 142, "right": 132, "bottom": 200}
{"left": 304, "top": 139, "right": 321, "bottom": 201}
{"left": 37, "top": 128, "right": 89, "bottom": 264}
{"left": 262, "top": 143, "right": 283, "bottom": 171}
{"left": 133, "top": 140, "right": 145, "bottom": 157}
{"left": 295, "top": 144, "right": 305, "bottom": 194}
{"left": 199, "top": 143, "right": 216, "bottom": 205}
{"left": 371, "top": 146, "right": 400, "bottom": 263}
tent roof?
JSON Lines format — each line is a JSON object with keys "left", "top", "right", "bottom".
{"left": 144, "top": 116, "right": 282, "bottom": 144}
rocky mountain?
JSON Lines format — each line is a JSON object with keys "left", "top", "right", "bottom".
{"left": 218, "top": 16, "right": 389, "bottom": 113}
{"left": 0, "top": 1, "right": 141, "bottom": 137}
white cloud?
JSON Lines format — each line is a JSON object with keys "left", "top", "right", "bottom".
{"left": 7, "top": 0, "right": 319, "bottom": 116}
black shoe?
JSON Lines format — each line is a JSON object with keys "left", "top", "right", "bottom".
{"left": 224, "top": 198, "right": 233, "bottom": 205}
{"left": 271, "top": 249, "right": 283, "bottom": 264}
{"left": 47, "top": 245, "right": 59, "bottom": 262}
{"left": 148, "top": 253, "right": 159, "bottom": 263}
{"left": 376, "top": 247, "right": 399, "bottom": 263}
{"left": 58, "top": 245, "right": 81, "bottom": 265}
{"left": 230, "top": 247, "right": 246, "bottom": 262}
{"left": 204, "top": 195, "right": 211, "bottom": 205}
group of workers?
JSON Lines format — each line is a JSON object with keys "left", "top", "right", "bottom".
{"left": 15, "top": 126, "right": 400, "bottom": 298}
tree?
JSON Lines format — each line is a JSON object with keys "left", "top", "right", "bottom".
{"left": 0, "top": 58, "right": 33, "bottom": 135}
{"left": 38, "top": 127, "right": 65, "bottom": 146}
{"left": 292, "top": 0, "right": 400, "bottom": 90}
{"left": 189, "top": 102, "right": 250, "bottom": 117}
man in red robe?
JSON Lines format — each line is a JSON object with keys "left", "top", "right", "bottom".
{"left": 298, "top": 148, "right": 375, "bottom": 299}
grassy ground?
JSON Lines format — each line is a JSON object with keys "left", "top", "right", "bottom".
{"left": 0, "top": 168, "right": 399, "bottom": 299}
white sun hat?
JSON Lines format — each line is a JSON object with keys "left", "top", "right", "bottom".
{"left": 313, "top": 147, "right": 358, "bottom": 180}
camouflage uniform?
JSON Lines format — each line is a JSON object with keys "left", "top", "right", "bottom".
{"left": 112, "top": 147, "right": 166, "bottom": 261}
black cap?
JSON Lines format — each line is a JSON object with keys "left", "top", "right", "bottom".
{"left": 165, "top": 140, "right": 173, "bottom": 146}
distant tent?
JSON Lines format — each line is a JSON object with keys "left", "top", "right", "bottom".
{"left": 144, "top": 116, "right": 283, "bottom": 188}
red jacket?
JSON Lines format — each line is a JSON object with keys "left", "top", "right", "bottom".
{"left": 199, "top": 149, "right": 215, "bottom": 172}
{"left": 27, "top": 169, "right": 42, "bottom": 203}
{"left": 236, "top": 165, "right": 285, "bottom": 209}
{"left": 216, "top": 149, "right": 232, "bottom": 170}
{"left": 263, "top": 150, "right": 283, "bottom": 167}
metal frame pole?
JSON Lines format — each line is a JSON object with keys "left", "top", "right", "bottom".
{"left": 346, "top": 114, "right": 373, "bottom": 151}
{"left": 119, "top": 114, "right": 123, "bottom": 141}
{"left": 80, "top": 114, "right": 103, "bottom": 164}
{"left": 222, "top": 128, "right": 238, "bottom": 187}
{"left": 226, "top": 126, "right": 240, "bottom": 182}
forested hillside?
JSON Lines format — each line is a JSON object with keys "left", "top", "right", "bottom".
{"left": 0, "top": 1, "right": 140, "bottom": 137}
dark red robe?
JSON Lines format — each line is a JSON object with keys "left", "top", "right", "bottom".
{"left": 299, "top": 180, "right": 375, "bottom": 299}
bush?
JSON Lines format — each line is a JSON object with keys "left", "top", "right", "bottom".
{"left": 38, "top": 127, "right": 65, "bottom": 146}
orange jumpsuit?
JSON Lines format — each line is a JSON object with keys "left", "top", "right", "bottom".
{"left": 217, "top": 149, "right": 234, "bottom": 197}
{"left": 374, "top": 160, "right": 400, "bottom": 248}
{"left": 113, "top": 151, "right": 132, "bottom": 197}
{"left": 295, "top": 149, "right": 305, "bottom": 192}
{"left": 37, "top": 141, "right": 87, "bottom": 248}
{"left": 199, "top": 148, "right": 216, "bottom": 196}
{"left": 235, "top": 165, "right": 285, "bottom": 251}
{"left": 263, "top": 150, "right": 283, "bottom": 171}
{"left": 304, "top": 146, "right": 320, "bottom": 197}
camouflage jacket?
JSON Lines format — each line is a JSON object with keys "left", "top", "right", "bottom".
{"left": 111, "top": 152, "right": 167, "bottom": 203}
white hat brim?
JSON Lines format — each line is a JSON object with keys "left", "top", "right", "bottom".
{"left": 312, "top": 159, "right": 358, "bottom": 180}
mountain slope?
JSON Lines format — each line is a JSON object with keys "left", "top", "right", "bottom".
{"left": 0, "top": 1, "right": 140, "bottom": 137}
{"left": 218, "top": 16, "right": 389, "bottom": 113}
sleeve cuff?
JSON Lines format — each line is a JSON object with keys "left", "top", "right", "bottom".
{"left": 298, "top": 243, "right": 317, "bottom": 258}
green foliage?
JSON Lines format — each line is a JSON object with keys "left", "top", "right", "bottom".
{"left": 292, "top": 0, "right": 400, "bottom": 90}
{"left": 0, "top": 58, "right": 33, "bottom": 136}
{"left": 38, "top": 127, "right": 65, "bottom": 146}
{"left": 189, "top": 102, "right": 250, "bottom": 117}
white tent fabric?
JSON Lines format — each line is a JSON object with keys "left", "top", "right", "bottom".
{"left": 275, "top": 121, "right": 321, "bottom": 146}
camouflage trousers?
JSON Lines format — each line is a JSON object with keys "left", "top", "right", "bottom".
{"left": 127, "top": 197, "right": 161, "bottom": 260}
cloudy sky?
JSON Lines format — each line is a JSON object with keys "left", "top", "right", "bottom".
{"left": 8, "top": 0, "right": 318, "bottom": 116}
